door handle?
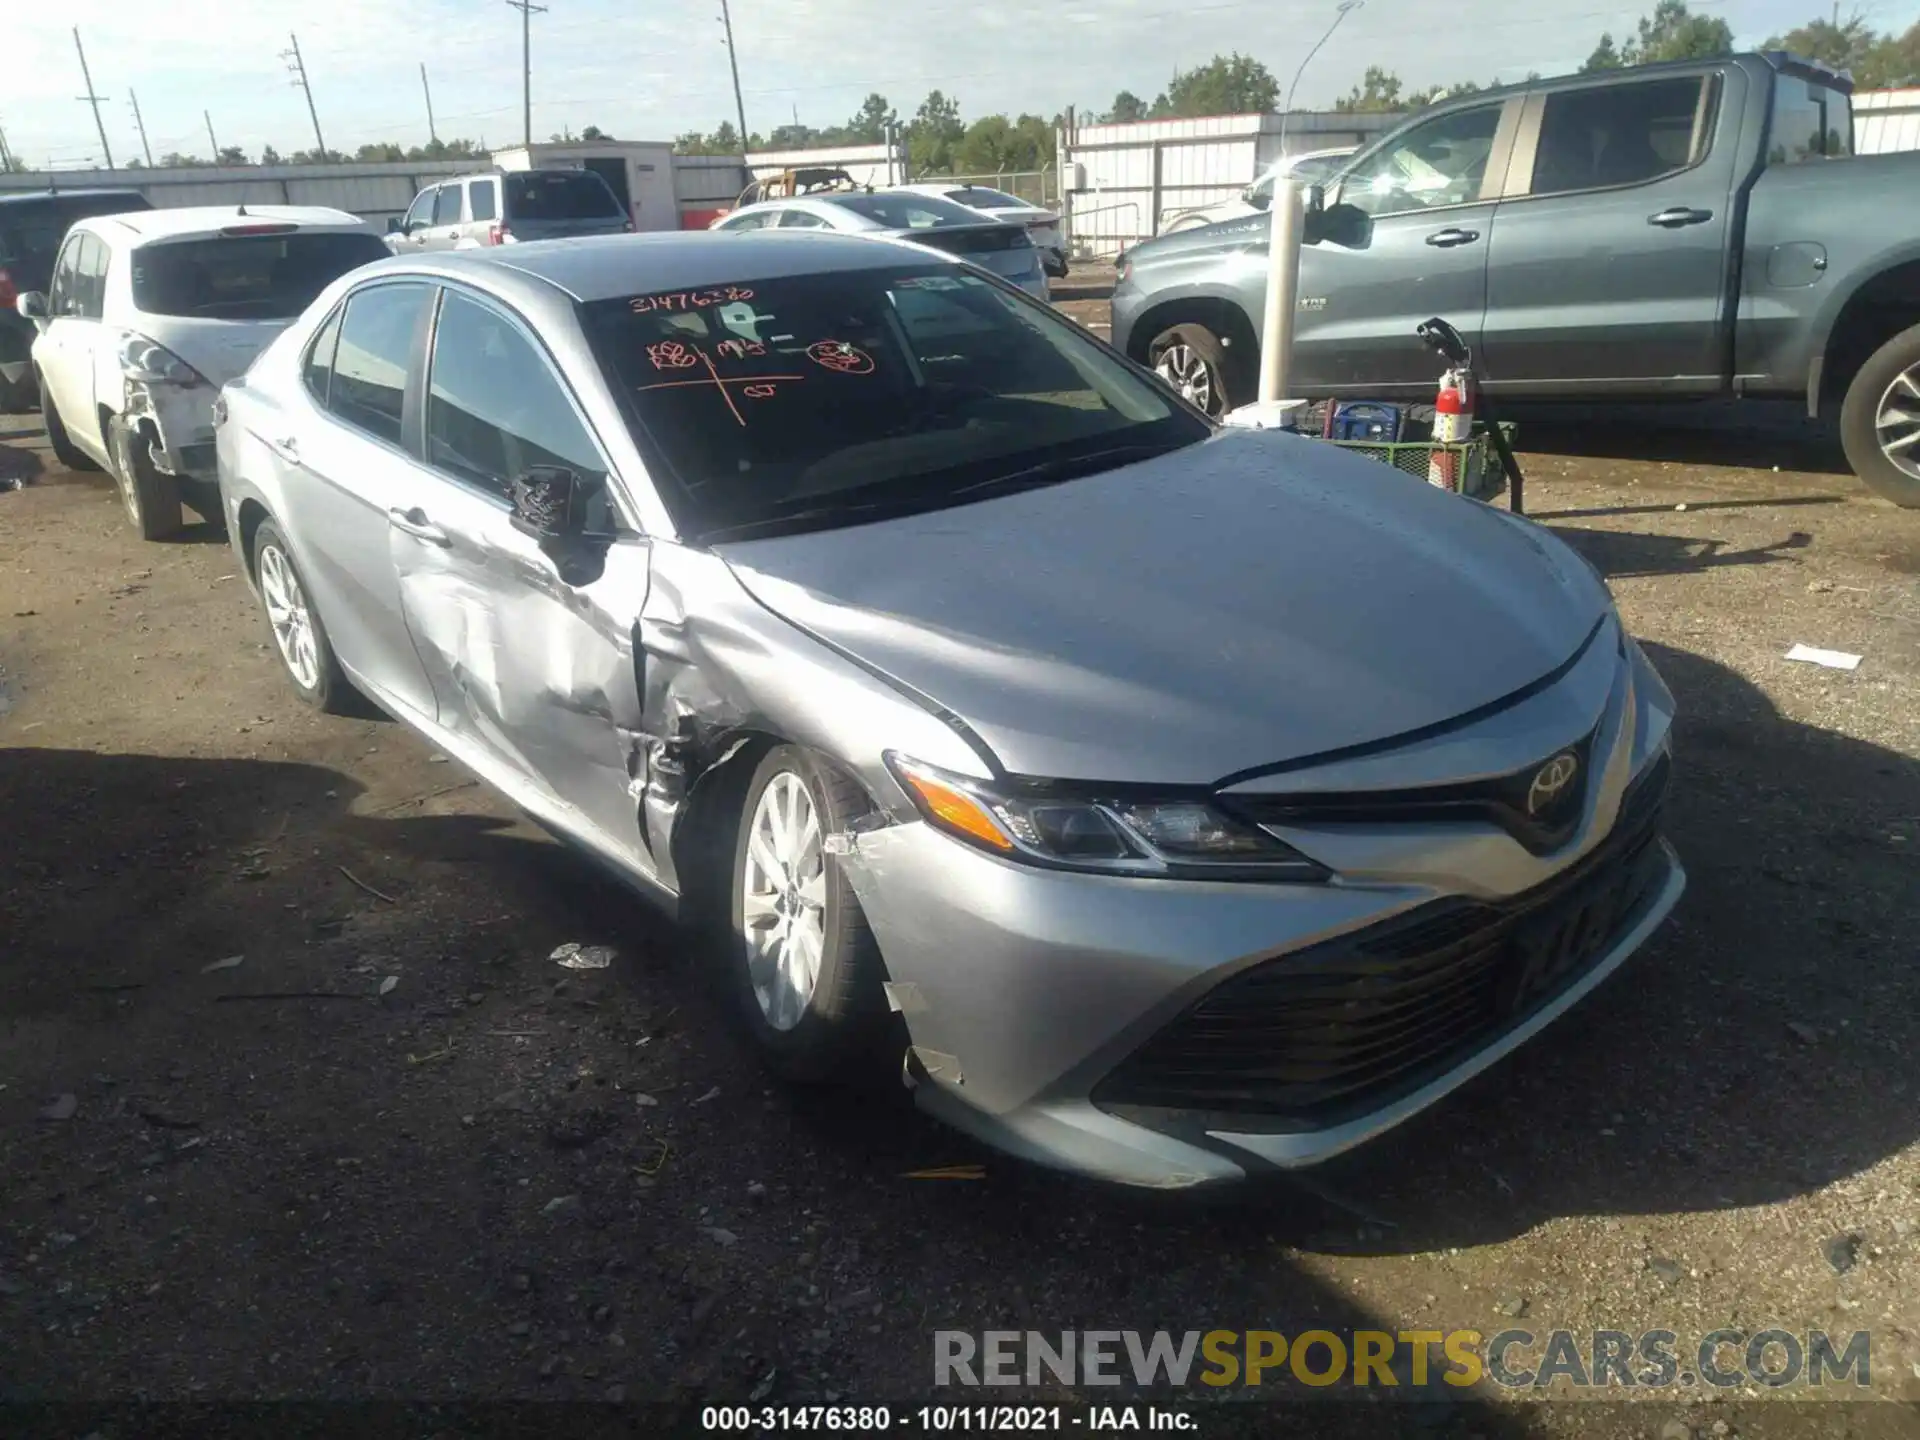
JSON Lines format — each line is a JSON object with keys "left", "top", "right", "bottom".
{"left": 1425, "top": 227, "right": 1481, "bottom": 248}
{"left": 1648, "top": 207, "right": 1713, "bottom": 228}
{"left": 387, "top": 506, "right": 451, "bottom": 547}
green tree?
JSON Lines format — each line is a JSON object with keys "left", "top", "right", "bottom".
{"left": 1333, "top": 65, "right": 1403, "bottom": 112}
{"left": 1588, "top": 1, "right": 1733, "bottom": 70}
{"left": 581, "top": 124, "right": 612, "bottom": 141}
{"left": 844, "top": 93, "right": 898, "bottom": 143}
{"left": 1768, "top": 12, "right": 1920, "bottom": 88}
{"left": 159, "top": 152, "right": 207, "bottom": 167}
{"left": 355, "top": 142, "right": 404, "bottom": 162}
{"left": 908, "top": 90, "right": 965, "bottom": 172}
{"left": 951, "top": 112, "right": 1052, "bottom": 174}
{"left": 1156, "top": 53, "right": 1278, "bottom": 117}
{"left": 1583, "top": 32, "right": 1625, "bottom": 71}
{"left": 260, "top": 144, "right": 283, "bottom": 166}
{"left": 1105, "top": 90, "right": 1149, "bottom": 123}
{"left": 215, "top": 145, "right": 248, "bottom": 166}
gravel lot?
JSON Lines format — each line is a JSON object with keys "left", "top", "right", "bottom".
{"left": 3, "top": 345, "right": 1918, "bottom": 1438}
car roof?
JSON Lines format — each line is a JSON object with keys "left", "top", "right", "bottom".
{"left": 348, "top": 229, "right": 956, "bottom": 303}
{"left": 77, "top": 204, "right": 372, "bottom": 244}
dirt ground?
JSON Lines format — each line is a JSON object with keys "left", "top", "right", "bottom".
{"left": 3, "top": 337, "right": 1920, "bottom": 1437}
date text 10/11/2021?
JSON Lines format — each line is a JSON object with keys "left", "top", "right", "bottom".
{"left": 700, "top": 1406, "right": 1194, "bottom": 1432}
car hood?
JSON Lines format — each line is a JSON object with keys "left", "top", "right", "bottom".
{"left": 716, "top": 429, "right": 1611, "bottom": 787}
{"left": 1127, "top": 210, "right": 1268, "bottom": 266}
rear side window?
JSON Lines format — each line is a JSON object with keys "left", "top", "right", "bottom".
{"left": 1769, "top": 77, "right": 1853, "bottom": 164}
{"left": 424, "top": 288, "right": 610, "bottom": 507}
{"left": 1531, "top": 78, "right": 1707, "bottom": 196}
{"left": 467, "top": 180, "right": 498, "bottom": 222}
{"left": 827, "top": 193, "right": 984, "bottom": 229}
{"left": 131, "top": 232, "right": 389, "bottom": 319}
{"left": 330, "top": 283, "right": 431, "bottom": 447}
{"left": 946, "top": 188, "right": 1026, "bottom": 210}
{"left": 303, "top": 305, "right": 343, "bottom": 406}
{"left": 432, "top": 187, "right": 463, "bottom": 225}
{"left": 504, "top": 171, "right": 623, "bottom": 221}
{"left": 718, "top": 210, "right": 774, "bottom": 231}
{"left": 72, "top": 234, "right": 109, "bottom": 319}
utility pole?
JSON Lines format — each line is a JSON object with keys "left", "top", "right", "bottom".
{"left": 718, "top": 0, "right": 750, "bottom": 162}
{"left": 204, "top": 111, "right": 222, "bottom": 163}
{"left": 505, "top": 0, "right": 548, "bottom": 149}
{"left": 282, "top": 33, "right": 328, "bottom": 159}
{"left": 420, "top": 63, "right": 439, "bottom": 145}
{"left": 73, "top": 28, "right": 115, "bottom": 172}
{"left": 0, "top": 117, "right": 14, "bottom": 172}
{"left": 128, "top": 90, "right": 154, "bottom": 168}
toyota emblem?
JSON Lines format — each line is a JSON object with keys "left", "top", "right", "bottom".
{"left": 1526, "top": 753, "right": 1580, "bottom": 817}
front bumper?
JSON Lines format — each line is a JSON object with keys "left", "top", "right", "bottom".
{"left": 836, "top": 632, "right": 1683, "bottom": 1188}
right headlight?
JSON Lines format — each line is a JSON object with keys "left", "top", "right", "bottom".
{"left": 885, "top": 753, "right": 1327, "bottom": 882}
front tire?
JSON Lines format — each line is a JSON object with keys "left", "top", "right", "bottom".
{"left": 728, "top": 746, "right": 886, "bottom": 1082}
{"left": 251, "top": 520, "right": 352, "bottom": 713}
{"left": 1148, "top": 322, "right": 1241, "bottom": 418}
{"left": 38, "top": 378, "right": 99, "bottom": 473}
{"left": 107, "top": 417, "right": 184, "bottom": 541}
{"left": 1839, "top": 322, "right": 1920, "bottom": 508}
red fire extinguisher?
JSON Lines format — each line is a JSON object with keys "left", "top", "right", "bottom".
{"left": 1427, "top": 366, "right": 1472, "bottom": 490}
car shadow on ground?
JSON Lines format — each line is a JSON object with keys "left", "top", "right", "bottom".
{"left": 1546, "top": 523, "right": 1815, "bottom": 580}
{"left": 1504, "top": 401, "right": 1856, "bottom": 478}
{"left": 0, "top": 436, "right": 44, "bottom": 489}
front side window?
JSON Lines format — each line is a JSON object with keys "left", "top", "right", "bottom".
{"left": 303, "top": 305, "right": 343, "bottom": 406}
{"left": 131, "top": 232, "right": 390, "bottom": 320}
{"left": 1769, "top": 77, "right": 1854, "bottom": 165}
{"left": 504, "top": 171, "right": 623, "bottom": 221}
{"left": 404, "top": 189, "right": 436, "bottom": 230}
{"left": 424, "top": 289, "right": 610, "bottom": 514}
{"left": 72, "top": 234, "right": 109, "bottom": 319}
{"left": 1531, "top": 77, "right": 1708, "bottom": 196}
{"left": 47, "top": 234, "right": 83, "bottom": 316}
{"left": 330, "top": 283, "right": 432, "bottom": 447}
{"left": 467, "top": 180, "right": 498, "bottom": 222}
{"left": 580, "top": 265, "right": 1205, "bottom": 542}
{"left": 1341, "top": 104, "right": 1504, "bottom": 216}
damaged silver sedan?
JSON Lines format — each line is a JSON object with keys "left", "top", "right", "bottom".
{"left": 215, "top": 231, "right": 1684, "bottom": 1188}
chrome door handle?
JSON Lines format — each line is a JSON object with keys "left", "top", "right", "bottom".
{"left": 1425, "top": 227, "right": 1481, "bottom": 247}
{"left": 1648, "top": 207, "right": 1713, "bottom": 228}
{"left": 387, "top": 507, "right": 451, "bottom": 547}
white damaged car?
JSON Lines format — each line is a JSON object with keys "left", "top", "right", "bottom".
{"left": 15, "top": 205, "right": 387, "bottom": 539}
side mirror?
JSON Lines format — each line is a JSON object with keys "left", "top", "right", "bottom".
{"left": 1303, "top": 200, "right": 1371, "bottom": 250}
{"left": 386, "top": 216, "right": 403, "bottom": 234}
{"left": 15, "top": 291, "right": 49, "bottom": 323}
{"left": 1243, "top": 186, "right": 1271, "bottom": 212}
{"left": 508, "top": 465, "right": 614, "bottom": 585}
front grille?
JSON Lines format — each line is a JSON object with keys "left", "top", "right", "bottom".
{"left": 914, "top": 225, "right": 1027, "bottom": 256}
{"left": 1221, "top": 726, "right": 1601, "bottom": 856}
{"left": 1092, "top": 752, "right": 1674, "bottom": 1131}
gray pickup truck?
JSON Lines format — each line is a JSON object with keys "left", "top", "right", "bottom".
{"left": 1110, "top": 52, "right": 1920, "bottom": 507}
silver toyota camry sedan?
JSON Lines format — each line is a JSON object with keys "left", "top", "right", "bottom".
{"left": 215, "top": 230, "right": 1684, "bottom": 1188}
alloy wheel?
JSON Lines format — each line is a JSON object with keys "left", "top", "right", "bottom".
{"left": 258, "top": 543, "right": 320, "bottom": 691}
{"left": 1875, "top": 365, "right": 1920, "bottom": 480}
{"left": 740, "top": 770, "right": 827, "bottom": 1032}
{"left": 1155, "top": 343, "right": 1216, "bottom": 414}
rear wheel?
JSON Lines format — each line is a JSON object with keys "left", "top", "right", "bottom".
{"left": 107, "top": 416, "right": 184, "bottom": 541}
{"left": 38, "top": 377, "right": 98, "bottom": 473}
{"left": 1148, "top": 323, "right": 1239, "bottom": 418}
{"left": 728, "top": 746, "right": 886, "bottom": 1081}
{"left": 1840, "top": 322, "right": 1920, "bottom": 508}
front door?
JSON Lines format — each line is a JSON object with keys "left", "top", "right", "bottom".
{"left": 1479, "top": 69, "right": 1741, "bottom": 393}
{"left": 395, "top": 284, "right": 655, "bottom": 866}
{"left": 280, "top": 281, "right": 441, "bottom": 720}
{"left": 393, "top": 188, "right": 436, "bottom": 251}
{"left": 1291, "top": 99, "right": 1517, "bottom": 394}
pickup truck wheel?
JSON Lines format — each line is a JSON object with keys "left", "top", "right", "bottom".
{"left": 107, "top": 417, "right": 185, "bottom": 541}
{"left": 1149, "top": 324, "right": 1238, "bottom": 418}
{"left": 1839, "top": 322, "right": 1920, "bottom": 508}
{"left": 38, "top": 378, "right": 99, "bottom": 474}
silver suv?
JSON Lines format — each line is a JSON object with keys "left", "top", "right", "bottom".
{"left": 388, "top": 169, "right": 631, "bottom": 252}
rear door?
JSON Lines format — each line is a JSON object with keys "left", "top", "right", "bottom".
{"left": 501, "top": 171, "right": 630, "bottom": 242}
{"left": 1292, "top": 97, "right": 1518, "bottom": 392}
{"left": 396, "top": 283, "right": 654, "bottom": 863}
{"left": 1479, "top": 68, "right": 1740, "bottom": 392}
{"left": 39, "top": 231, "right": 111, "bottom": 460}
{"left": 275, "top": 281, "right": 442, "bottom": 718}
{"left": 462, "top": 179, "right": 499, "bottom": 246}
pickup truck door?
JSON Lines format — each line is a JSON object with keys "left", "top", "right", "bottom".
{"left": 1479, "top": 68, "right": 1744, "bottom": 393}
{"left": 1292, "top": 98, "right": 1519, "bottom": 393}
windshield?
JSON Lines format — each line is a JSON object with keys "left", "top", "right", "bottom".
{"left": 580, "top": 264, "right": 1206, "bottom": 541}
{"left": 504, "top": 171, "right": 624, "bottom": 220}
{"left": 828, "top": 193, "right": 992, "bottom": 229}
{"left": 131, "top": 232, "right": 389, "bottom": 319}
{"left": 946, "top": 188, "right": 1028, "bottom": 210}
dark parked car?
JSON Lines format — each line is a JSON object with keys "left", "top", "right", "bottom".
{"left": 1111, "top": 51, "right": 1920, "bottom": 507}
{"left": 0, "top": 188, "right": 153, "bottom": 410}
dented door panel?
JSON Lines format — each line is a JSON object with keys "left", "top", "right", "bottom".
{"left": 392, "top": 476, "right": 654, "bottom": 864}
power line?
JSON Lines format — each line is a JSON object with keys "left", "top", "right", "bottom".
{"left": 505, "top": 0, "right": 548, "bottom": 148}
{"left": 282, "top": 33, "right": 328, "bottom": 158}
{"left": 72, "top": 28, "right": 115, "bottom": 172}
{"left": 128, "top": 90, "right": 155, "bottom": 168}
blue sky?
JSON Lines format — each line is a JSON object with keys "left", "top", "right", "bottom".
{"left": 5, "top": 0, "right": 1917, "bottom": 168}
